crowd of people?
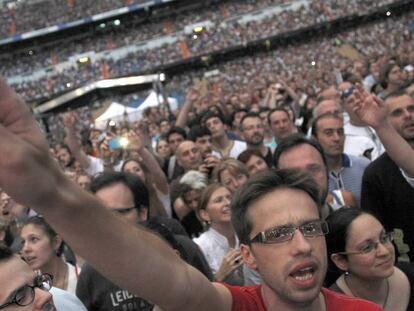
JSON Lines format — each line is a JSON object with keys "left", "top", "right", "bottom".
{"left": 1, "top": 62, "right": 414, "bottom": 310}
{"left": 2, "top": 0, "right": 404, "bottom": 101}
{"left": 38, "top": 6, "right": 414, "bottom": 145}
{"left": 0, "top": 0, "right": 414, "bottom": 310}
{"left": 1, "top": 0, "right": 287, "bottom": 78}
{"left": 0, "top": 0, "right": 153, "bottom": 37}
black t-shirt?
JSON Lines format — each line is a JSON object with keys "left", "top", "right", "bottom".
{"left": 76, "top": 264, "right": 153, "bottom": 311}
{"left": 361, "top": 153, "right": 414, "bottom": 261}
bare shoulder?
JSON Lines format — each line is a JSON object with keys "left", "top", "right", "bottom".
{"left": 393, "top": 266, "right": 410, "bottom": 288}
{"left": 387, "top": 266, "right": 410, "bottom": 310}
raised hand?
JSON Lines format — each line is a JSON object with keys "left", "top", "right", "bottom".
{"left": 0, "top": 79, "right": 62, "bottom": 208}
{"left": 125, "top": 130, "right": 144, "bottom": 152}
{"left": 351, "top": 84, "right": 389, "bottom": 129}
{"left": 186, "top": 88, "right": 199, "bottom": 104}
{"left": 215, "top": 248, "right": 243, "bottom": 282}
{"left": 63, "top": 112, "right": 77, "bottom": 131}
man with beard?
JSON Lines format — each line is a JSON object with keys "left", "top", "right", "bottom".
{"left": 240, "top": 112, "right": 273, "bottom": 167}
{"left": 361, "top": 90, "right": 414, "bottom": 262}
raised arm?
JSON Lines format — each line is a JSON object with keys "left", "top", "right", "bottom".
{"left": 63, "top": 112, "right": 92, "bottom": 170}
{"left": 0, "top": 79, "right": 232, "bottom": 311}
{"left": 175, "top": 89, "right": 199, "bottom": 128}
{"left": 127, "top": 131, "right": 169, "bottom": 195}
{"left": 352, "top": 85, "right": 414, "bottom": 177}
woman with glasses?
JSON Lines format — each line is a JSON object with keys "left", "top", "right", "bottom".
{"left": 19, "top": 216, "right": 80, "bottom": 295}
{"left": 325, "top": 207, "right": 414, "bottom": 310}
{"left": 194, "top": 183, "right": 244, "bottom": 285}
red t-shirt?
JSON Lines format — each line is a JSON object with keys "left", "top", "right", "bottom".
{"left": 224, "top": 284, "right": 383, "bottom": 310}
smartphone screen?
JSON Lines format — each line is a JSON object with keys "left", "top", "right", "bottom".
{"left": 109, "top": 137, "right": 129, "bottom": 150}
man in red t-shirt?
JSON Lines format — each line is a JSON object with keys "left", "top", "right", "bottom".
{"left": 0, "top": 80, "right": 382, "bottom": 311}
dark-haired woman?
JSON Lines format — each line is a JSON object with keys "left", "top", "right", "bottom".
{"left": 20, "top": 216, "right": 80, "bottom": 295}
{"left": 326, "top": 207, "right": 414, "bottom": 310}
{"left": 122, "top": 130, "right": 172, "bottom": 217}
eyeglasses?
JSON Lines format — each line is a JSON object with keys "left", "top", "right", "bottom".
{"left": 336, "top": 232, "right": 394, "bottom": 256}
{"left": 249, "top": 220, "right": 329, "bottom": 244}
{"left": 0, "top": 273, "right": 53, "bottom": 309}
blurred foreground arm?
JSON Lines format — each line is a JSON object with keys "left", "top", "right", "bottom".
{"left": 0, "top": 79, "right": 231, "bottom": 311}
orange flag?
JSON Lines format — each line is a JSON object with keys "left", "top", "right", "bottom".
{"left": 101, "top": 61, "right": 109, "bottom": 79}
{"left": 179, "top": 41, "right": 191, "bottom": 59}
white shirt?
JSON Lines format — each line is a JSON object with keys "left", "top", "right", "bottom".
{"left": 85, "top": 155, "right": 123, "bottom": 176}
{"left": 229, "top": 140, "right": 247, "bottom": 159}
{"left": 66, "top": 263, "right": 80, "bottom": 295}
{"left": 193, "top": 227, "right": 239, "bottom": 274}
{"left": 344, "top": 123, "right": 384, "bottom": 160}
{"left": 50, "top": 287, "right": 87, "bottom": 311}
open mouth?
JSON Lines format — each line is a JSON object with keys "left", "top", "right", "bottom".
{"left": 289, "top": 263, "right": 318, "bottom": 288}
{"left": 291, "top": 267, "right": 315, "bottom": 281}
{"left": 222, "top": 207, "right": 231, "bottom": 214}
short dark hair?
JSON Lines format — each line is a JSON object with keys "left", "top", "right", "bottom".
{"left": 90, "top": 172, "right": 149, "bottom": 212}
{"left": 240, "top": 112, "right": 261, "bottom": 131}
{"left": 273, "top": 133, "right": 327, "bottom": 168}
{"left": 259, "top": 107, "right": 270, "bottom": 114}
{"left": 231, "top": 109, "right": 248, "bottom": 123}
{"left": 200, "top": 111, "right": 225, "bottom": 125}
{"left": 231, "top": 169, "right": 320, "bottom": 245}
{"left": 342, "top": 72, "right": 362, "bottom": 84}
{"left": 385, "top": 87, "right": 411, "bottom": 101}
{"left": 159, "top": 118, "right": 169, "bottom": 125}
{"left": 188, "top": 125, "right": 211, "bottom": 142}
{"left": 268, "top": 107, "right": 290, "bottom": 125}
{"left": 145, "top": 218, "right": 187, "bottom": 262}
{"left": 166, "top": 126, "right": 187, "bottom": 143}
{"left": 311, "top": 112, "right": 343, "bottom": 138}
